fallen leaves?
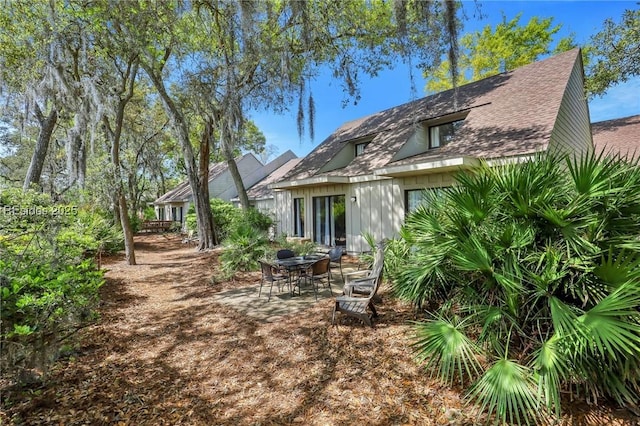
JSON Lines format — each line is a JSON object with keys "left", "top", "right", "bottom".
{"left": 0, "top": 234, "right": 636, "bottom": 425}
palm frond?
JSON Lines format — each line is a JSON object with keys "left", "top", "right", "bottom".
{"left": 467, "top": 358, "right": 539, "bottom": 426}
{"left": 593, "top": 250, "right": 640, "bottom": 290}
{"left": 566, "top": 150, "right": 623, "bottom": 197}
{"left": 531, "top": 336, "right": 568, "bottom": 418}
{"left": 580, "top": 283, "right": 640, "bottom": 359}
{"left": 412, "top": 316, "right": 482, "bottom": 385}
{"left": 549, "top": 296, "right": 586, "bottom": 340}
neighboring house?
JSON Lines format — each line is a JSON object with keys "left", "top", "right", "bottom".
{"left": 154, "top": 151, "right": 297, "bottom": 228}
{"left": 592, "top": 115, "right": 640, "bottom": 159}
{"left": 271, "top": 49, "right": 593, "bottom": 254}
{"left": 231, "top": 154, "right": 302, "bottom": 214}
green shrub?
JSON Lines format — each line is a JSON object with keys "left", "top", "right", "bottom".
{"left": 219, "top": 222, "right": 269, "bottom": 278}
{"left": 243, "top": 207, "right": 273, "bottom": 232}
{"left": 185, "top": 205, "right": 197, "bottom": 232}
{"left": 0, "top": 189, "right": 107, "bottom": 379}
{"left": 128, "top": 214, "right": 141, "bottom": 234}
{"left": 395, "top": 153, "right": 640, "bottom": 424}
{"left": 142, "top": 206, "right": 156, "bottom": 221}
{"left": 272, "top": 233, "right": 317, "bottom": 257}
{"left": 185, "top": 199, "right": 273, "bottom": 242}
{"left": 361, "top": 232, "right": 409, "bottom": 281}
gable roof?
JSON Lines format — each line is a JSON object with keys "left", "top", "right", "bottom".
{"left": 244, "top": 158, "right": 302, "bottom": 201}
{"left": 592, "top": 115, "right": 640, "bottom": 159}
{"left": 154, "top": 153, "right": 254, "bottom": 204}
{"left": 275, "top": 49, "right": 583, "bottom": 187}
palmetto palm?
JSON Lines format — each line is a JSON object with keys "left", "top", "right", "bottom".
{"left": 395, "top": 153, "right": 640, "bottom": 424}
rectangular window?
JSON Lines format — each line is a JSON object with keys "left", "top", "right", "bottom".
{"left": 429, "top": 119, "right": 463, "bottom": 149}
{"left": 355, "top": 142, "right": 369, "bottom": 157}
{"left": 293, "top": 198, "right": 305, "bottom": 237}
{"left": 405, "top": 188, "right": 443, "bottom": 215}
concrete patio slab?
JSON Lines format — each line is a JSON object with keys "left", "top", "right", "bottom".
{"left": 210, "top": 283, "right": 335, "bottom": 322}
{"left": 210, "top": 266, "right": 361, "bottom": 322}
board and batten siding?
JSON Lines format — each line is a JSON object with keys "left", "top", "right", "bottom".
{"left": 274, "top": 171, "right": 456, "bottom": 254}
{"left": 548, "top": 55, "right": 593, "bottom": 157}
{"left": 273, "top": 190, "right": 292, "bottom": 237}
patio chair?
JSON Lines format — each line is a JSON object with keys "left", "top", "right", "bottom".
{"left": 301, "top": 257, "right": 331, "bottom": 300}
{"left": 327, "top": 247, "right": 344, "bottom": 281}
{"left": 276, "top": 249, "right": 296, "bottom": 259}
{"left": 343, "top": 242, "right": 384, "bottom": 296}
{"left": 258, "top": 260, "right": 289, "bottom": 301}
{"left": 332, "top": 277, "right": 377, "bottom": 327}
{"left": 333, "top": 242, "right": 384, "bottom": 324}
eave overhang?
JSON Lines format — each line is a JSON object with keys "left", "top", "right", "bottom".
{"left": 270, "top": 175, "right": 350, "bottom": 189}
{"left": 374, "top": 156, "right": 480, "bottom": 177}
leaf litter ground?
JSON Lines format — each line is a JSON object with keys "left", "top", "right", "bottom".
{"left": 1, "top": 234, "right": 637, "bottom": 425}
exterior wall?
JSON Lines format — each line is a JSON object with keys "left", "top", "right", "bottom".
{"left": 155, "top": 202, "right": 189, "bottom": 229}
{"left": 548, "top": 55, "right": 593, "bottom": 157}
{"left": 275, "top": 171, "right": 456, "bottom": 254}
{"left": 253, "top": 198, "right": 274, "bottom": 216}
{"left": 273, "top": 190, "right": 293, "bottom": 237}
{"left": 392, "top": 124, "right": 428, "bottom": 162}
{"left": 209, "top": 155, "right": 265, "bottom": 201}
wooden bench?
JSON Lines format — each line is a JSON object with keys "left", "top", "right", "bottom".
{"left": 140, "top": 220, "right": 174, "bottom": 233}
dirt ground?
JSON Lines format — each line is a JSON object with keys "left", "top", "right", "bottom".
{"left": 1, "top": 234, "right": 638, "bottom": 425}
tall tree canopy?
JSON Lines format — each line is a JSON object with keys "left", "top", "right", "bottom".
{"left": 424, "top": 13, "right": 575, "bottom": 93}
{"left": 1, "top": 0, "right": 462, "bottom": 251}
{"left": 130, "top": 0, "right": 462, "bottom": 249}
{"left": 585, "top": 7, "right": 640, "bottom": 97}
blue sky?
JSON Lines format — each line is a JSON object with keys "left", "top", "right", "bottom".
{"left": 251, "top": 1, "right": 640, "bottom": 160}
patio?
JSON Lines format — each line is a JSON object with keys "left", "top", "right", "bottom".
{"left": 210, "top": 264, "right": 359, "bottom": 322}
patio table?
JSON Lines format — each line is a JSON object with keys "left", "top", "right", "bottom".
{"left": 275, "top": 256, "right": 323, "bottom": 295}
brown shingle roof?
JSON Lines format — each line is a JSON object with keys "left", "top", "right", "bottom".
{"left": 245, "top": 158, "right": 302, "bottom": 200}
{"left": 281, "top": 49, "right": 581, "bottom": 182}
{"left": 592, "top": 115, "right": 640, "bottom": 159}
{"left": 154, "top": 154, "right": 252, "bottom": 204}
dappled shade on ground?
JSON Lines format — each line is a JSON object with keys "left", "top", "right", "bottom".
{"left": 1, "top": 235, "right": 636, "bottom": 425}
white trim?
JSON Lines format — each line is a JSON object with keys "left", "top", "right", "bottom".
{"left": 271, "top": 175, "right": 350, "bottom": 189}
{"left": 374, "top": 156, "right": 479, "bottom": 177}
{"left": 348, "top": 174, "right": 392, "bottom": 183}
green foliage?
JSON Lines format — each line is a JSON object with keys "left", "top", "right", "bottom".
{"left": 360, "top": 232, "right": 409, "bottom": 281}
{"left": 142, "top": 206, "right": 156, "bottom": 220}
{"left": 395, "top": 153, "right": 640, "bottom": 424}
{"left": 586, "top": 8, "right": 640, "bottom": 97}
{"left": 273, "top": 233, "right": 317, "bottom": 257}
{"left": 0, "top": 189, "right": 107, "bottom": 379}
{"left": 213, "top": 204, "right": 274, "bottom": 277}
{"left": 186, "top": 199, "right": 273, "bottom": 243}
{"left": 219, "top": 223, "right": 269, "bottom": 279}
{"left": 424, "top": 13, "right": 576, "bottom": 93}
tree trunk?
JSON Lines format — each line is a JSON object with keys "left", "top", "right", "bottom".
{"left": 221, "top": 129, "right": 250, "bottom": 210}
{"left": 144, "top": 64, "right": 217, "bottom": 249}
{"left": 226, "top": 155, "right": 250, "bottom": 210}
{"left": 105, "top": 60, "right": 139, "bottom": 265}
{"left": 118, "top": 193, "right": 136, "bottom": 265}
{"left": 23, "top": 106, "right": 57, "bottom": 191}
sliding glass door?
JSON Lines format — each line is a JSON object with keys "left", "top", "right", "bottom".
{"left": 312, "top": 195, "right": 346, "bottom": 247}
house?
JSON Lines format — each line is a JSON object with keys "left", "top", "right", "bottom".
{"left": 271, "top": 49, "right": 593, "bottom": 254}
{"left": 592, "top": 114, "right": 640, "bottom": 159}
{"left": 154, "top": 151, "right": 297, "bottom": 228}
{"left": 230, "top": 155, "right": 302, "bottom": 214}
